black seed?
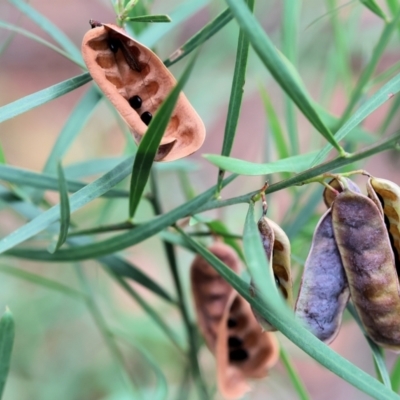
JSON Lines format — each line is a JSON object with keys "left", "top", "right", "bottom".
{"left": 227, "top": 318, "right": 237, "bottom": 328}
{"left": 108, "top": 38, "right": 120, "bottom": 53}
{"left": 129, "top": 95, "right": 142, "bottom": 109}
{"left": 274, "top": 274, "right": 281, "bottom": 288}
{"left": 229, "top": 348, "right": 248, "bottom": 362}
{"left": 228, "top": 336, "right": 243, "bottom": 348}
{"left": 141, "top": 111, "right": 152, "bottom": 125}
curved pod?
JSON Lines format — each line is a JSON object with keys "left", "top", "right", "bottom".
{"left": 368, "top": 177, "right": 400, "bottom": 270}
{"left": 82, "top": 21, "right": 206, "bottom": 161}
{"left": 332, "top": 189, "right": 400, "bottom": 351}
{"left": 255, "top": 216, "right": 293, "bottom": 331}
{"left": 323, "top": 177, "right": 361, "bottom": 209}
{"left": 190, "top": 243, "right": 279, "bottom": 399}
{"left": 217, "top": 292, "right": 279, "bottom": 399}
{"left": 295, "top": 209, "right": 349, "bottom": 343}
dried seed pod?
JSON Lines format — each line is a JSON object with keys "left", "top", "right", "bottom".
{"left": 191, "top": 242, "right": 240, "bottom": 351}
{"left": 216, "top": 292, "right": 279, "bottom": 399}
{"left": 367, "top": 177, "right": 400, "bottom": 268}
{"left": 332, "top": 189, "right": 400, "bottom": 351}
{"left": 295, "top": 209, "right": 349, "bottom": 343}
{"left": 191, "top": 243, "right": 279, "bottom": 399}
{"left": 81, "top": 21, "right": 206, "bottom": 161}
{"left": 255, "top": 216, "right": 293, "bottom": 330}
{"left": 323, "top": 177, "right": 361, "bottom": 209}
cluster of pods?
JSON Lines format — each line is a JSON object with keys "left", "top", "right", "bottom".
{"left": 81, "top": 21, "right": 206, "bottom": 162}
{"left": 296, "top": 175, "right": 400, "bottom": 350}
{"left": 190, "top": 174, "right": 400, "bottom": 398}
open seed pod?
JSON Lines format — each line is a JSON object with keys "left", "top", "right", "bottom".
{"left": 190, "top": 242, "right": 279, "bottom": 399}
{"left": 295, "top": 208, "right": 349, "bottom": 343}
{"left": 216, "top": 292, "right": 279, "bottom": 399}
{"left": 367, "top": 177, "right": 400, "bottom": 266}
{"left": 81, "top": 21, "right": 206, "bottom": 161}
{"left": 332, "top": 188, "right": 400, "bottom": 351}
{"left": 323, "top": 177, "right": 361, "bottom": 209}
{"left": 255, "top": 215, "right": 292, "bottom": 330}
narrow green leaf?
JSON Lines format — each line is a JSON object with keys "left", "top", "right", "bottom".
{"left": 205, "top": 151, "right": 318, "bottom": 176}
{"left": 124, "top": 14, "right": 171, "bottom": 23}
{"left": 178, "top": 232, "right": 400, "bottom": 400}
{"left": 391, "top": 357, "right": 400, "bottom": 392}
{"left": 225, "top": 0, "right": 344, "bottom": 153}
{"left": 0, "top": 186, "right": 176, "bottom": 304}
{"left": 8, "top": 0, "right": 82, "bottom": 64}
{"left": 136, "top": 0, "right": 210, "bottom": 48}
{"left": 0, "top": 73, "right": 92, "bottom": 124}
{"left": 106, "top": 270, "right": 184, "bottom": 354}
{"left": 0, "top": 265, "right": 85, "bottom": 299}
{"left": 339, "top": 9, "right": 400, "bottom": 124}
{"left": 259, "top": 86, "right": 290, "bottom": 159}
{"left": 279, "top": 345, "right": 311, "bottom": 400}
{"left": 359, "top": 0, "right": 388, "bottom": 20}
{"left": 347, "top": 303, "right": 391, "bottom": 388}
{"left": 164, "top": 8, "right": 233, "bottom": 67}
{"left": 282, "top": 0, "right": 301, "bottom": 153}
{"left": 0, "top": 21, "right": 84, "bottom": 68}
{"left": 0, "top": 164, "right": 129, "bottom": 198}
{"left": 312, "top": 72, "right": 400, "bottom": 165}
{"left": 114, "top": 330, "right": 169, "bottom": 400}
{"left": 0, "top": 157, "right": 134, "bottom": 254}
{"left": 43, "top": 86, "right": 102, "bottom": 176}
{"left": 217, "top": 0, "right": 254, "bottom": 191}
{"left": 128, "top": 55, "right": 197, "bottom": 218}
{"left": 243, "top": 202, "right": 287, "bottom": 309}
{"left": 48, "top": 163, "right": 70, "bottom": 253}
{"left": 2, "top": 175, "right": 237, "bottom": 261}
{"left": 0, "top": 308, "right": 14, "bottom": 399}
{"left": 385, "top": 0, "right": 400, "bottom": 16}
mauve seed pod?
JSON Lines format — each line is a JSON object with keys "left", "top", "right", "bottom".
{"left": 82, "top": 21, "right": 205, "bottom": 161}
{"left": 295, "top": 209, "right": 349, "bottom": 343}
{"left": 216, "top": 292, "right": 279, "bottom": 399}
{"left": 323, "top": 177, "right": 361, "bottom": 209}
{"left": 332, "top": 189, "right": 400, "bottom": 351}
{"left": 255, "top": 216, "right": 292, "bottom": 331}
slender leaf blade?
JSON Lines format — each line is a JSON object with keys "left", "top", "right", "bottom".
{"left": 0, "top": 73, "right": 92, "bottom": 123}
{"left": 205, "top": 151, "right": 317, "bottom": 175}
{"left": 0, "top": 308, "right": 14, "bottom": 399}
{"left": 128, "top": 55, "right": 197, "bottom": 218}
{"left": 225, "top": 0, "right": 343, "bottom": 153}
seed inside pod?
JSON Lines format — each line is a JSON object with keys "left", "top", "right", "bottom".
{"left": 216, "top": 292, "right": 279, "bottom": 399}
{"left": 332, "top": 189, "right": 400, "bottom": 351}
{"left": 295, "top": 208, "right": 349, "bottom": 343}
{"left": 81, "top": 21, "right": 206, "bottom": 161}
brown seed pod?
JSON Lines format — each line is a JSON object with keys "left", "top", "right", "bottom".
{"left": 332, "top": 189, "right": 400, "bottom": 351}
{"left": 367, "top": 177, "right": 400, "bottom": 267}
{"left": 216, "top": 292, "right": 279, "bottom": 399}
{"left": 255, "top": 216, "right": 293, "bottom": 330}
{"left": 323, "top": 177, "right": 361, "bottom": 209}
{"left": 191, "top": 242, "right": 240, "bottom": 351}
{"left": 295, "top": 209, "right": 350, "bottom": 343}
{"left": 81, "top": 21, "right": 206, "bottom": 161}
{"left": 190, "top": 243, "right": 279, "bottom": 399}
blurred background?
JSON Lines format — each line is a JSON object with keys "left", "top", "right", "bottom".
{"left": 0, "top": 0, "right": 400, "bottom": 399}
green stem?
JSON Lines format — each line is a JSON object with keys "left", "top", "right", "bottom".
{"left": 149, "top": 169, "right": 209, "bottom": 399}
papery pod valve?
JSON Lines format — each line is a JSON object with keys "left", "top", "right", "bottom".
{"left": 190, "top": 242, "right": 279, "bottom": 399}
{"left": 81, "top": 21, "right": 205, "bottom": 161}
